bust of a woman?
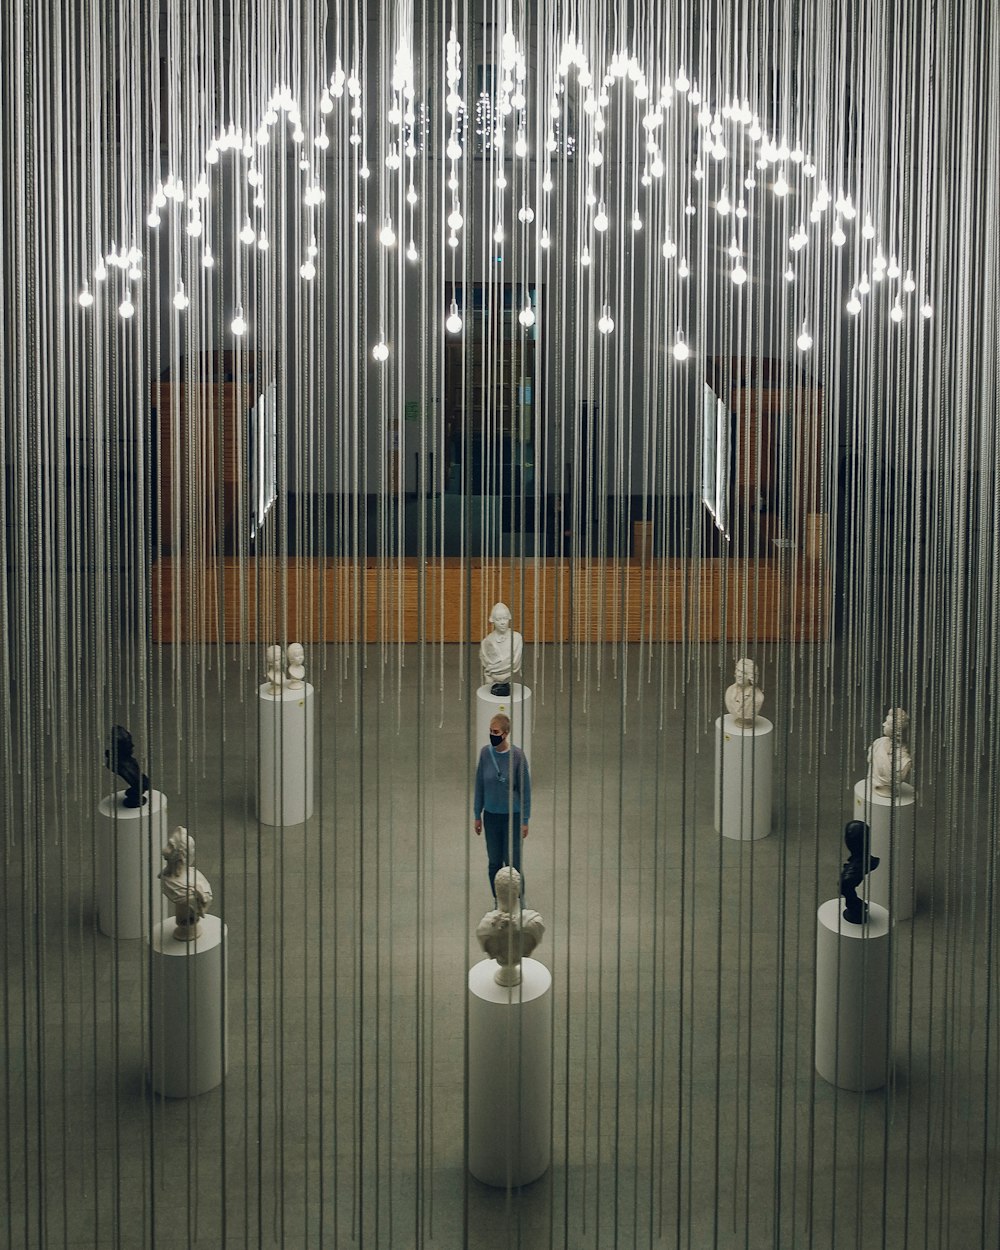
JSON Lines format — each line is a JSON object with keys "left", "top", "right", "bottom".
{"left": 480, "top": 603, "right": 523, "bottom": 696}
{"left": 476, "top": 867, "right": 544, "bottom": 986}
{"left": 868, "top": 707, "right": 912, "bottom": 795}
{"left": 724, "top": 658, "right": 764, "bottom": 727}
{"left": 159, "top": 827, "right": 213, "bottom": 941}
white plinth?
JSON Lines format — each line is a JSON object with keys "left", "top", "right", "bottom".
{"left": 476, "top": 683, "right": 533, "bottom": 762}
{"left": 97, "top": 790, "right": 170, "bottom": 939}
{"left": 468, "top": 957, "right": 551, "bottom": 1187}
{"left": 714, "top": 716, "right": 773, "bottom": 840}
{"left": 815, "top": 899, "right": 890, "bottom": 1091}
{"left": 259, "top": 683, "right": 315, "bottom": 826}
{"left": 149, "top": 914, "right": 227, "bottom": 1097}
{"left": 853, "top": 779, "right": 915, "bottom": 921}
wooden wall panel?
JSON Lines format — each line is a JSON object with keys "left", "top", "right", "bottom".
{"left": 151, "top": 557, "right": 830, "bottom": 645}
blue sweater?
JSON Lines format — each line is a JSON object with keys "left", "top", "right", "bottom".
{"left": 474, "top": 744, "right": 531, "bottom": 821}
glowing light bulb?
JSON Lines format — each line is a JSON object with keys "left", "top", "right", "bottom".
{"left": 542, "top": 175, "right": 553, "bottom": 193}
{"left": 518, "top": 306, "right": 536, "bottom": 328}
{"left": 773, "top": 171, "right": 790, "bottom": 196}
{"left": 890, "top": 299, "right": 904, "bottom": 324}
{"left": 831, "top": 222, "right": 847, "bottom": 246}
{"left": 356, "top": 211, "right": 366, "bottom": 224}
{"left": 847, "top": 289, "right": 862, "bottom": 315}
{"left": 580, "top": 246, "right": 591, "bottom": 267}
{"left": 727, "top": 237, "right": 741, "bottom": 259}
{"left": 173, "top": 284, "right": 189, "bottom": 310}
{"left": 77, "top": 287, "right": 94, "bottom": 308}
{"left": 517, "top": 206, "right": 534, "bottom": 224}
{"left": 202, "top": 247, "right": 214, "bottom": 268}
{"left": 650, "top": 158, "right": 664, "bottom": 178}
{"left": 380, "top": 219, "right": 397, "bottom": 246}
{"left": 597, "top": 305, "right": 614, "bottom": 335}
{"left": 594, "top": 205, "right": 609, "bottom": 232}
{"left": 796, "top": 323, "right": 813, "bottom": 351}
{"left": 539, "top": 229, "right": 551, "bottom": 249}
{"left": 94, "top": 262, "right": 107, "bottom": 282}
{"left": 445, "top": 301, "right": 462, "bottom": 334}
{"left": 862, "top": 215, "right": 876, "bottom": 240}
{"left": 858, "top": 273, "right": 871, "bottom": 294}
{"left": 514, "top": 133, "right": 527, "bottom": 157}
{"left": 493, "top": 225, "right": 504, "bottom": 243}
{"left": 406, "top": 241, "right": 418, "bottom": 261}
{"left": 257, "top": 230, "right": 270, "bottom": 251}
{"left": 239, "top": 219, "right": 255, "bottom": 245}
{"left": 677, "top": 259, "right": 690, "bottom": 278}
{"left": 675, "top": 68, "right": 690, "bottom": 93}
{"left": 372, "top": 342, "right": 389, "bottom": 362}
{"left": 496, "top": 175, "right": 508, "bottom": 190}
{"left": 673, "top": 331, "right": 690, "bottom": 361}
{"left": 662, "top": 239, "right": 676, "bottom": 259}
{"left": 731, "top": 264, "right": 748, "bottom": 286}
{"left": 716, "top": 190, "right": 731, "bottom": 216}
{"left": 147, "top": 211, "right": 160, "bottom": 228}
{"left": 230, "top": 308, "right": 247, "bottom": 335}
{"left": 321, "top": 91, "right": 333, "bottom": 114}
{"left": 784, "top": 266, "right": 795, "bottom": 282}
{"left": 921, "top": 303, "right": 932, "bottom": 319}
{"left": 735, "top": 202, "right": 748, "bottom": 220}
{"left": 359, "top": 166, "right": 370, "bottom": 180}
{"left": 118, "top": 296, "right": 135, "bottom": 319}
{"left": 632, "top": 211, "right": 642, "bottom": 231}
{"left": 300, "top": 260, "right": 316, "bottom": 280}
{"left": 887, "top": 256, "right": 901, "bottom": 279}
{"left": 589, "top": 149, "right": 604, "bottom": 167}
{"left": 186, "top": 217, "right": 203, "bottom": 238}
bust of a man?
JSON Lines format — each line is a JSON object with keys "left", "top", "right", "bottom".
{"left": 480, "top": 602, "right": 523, "bottom": 697}
{"left": 105, "top": 724, "right": 150, "bottom": 808}
{"left": 286, "top": 642, "right": 306, "bottom": 690}
{"left": 868, "top": 707, "right": 912, "bottom": 796}
{"left": 724, "top": 658, "right": 764, "bottom": 727}
{"left": 840, "top": 819, "right": 880, "bottom": 924}
{"left": 476, "top": 866, "right": 545, "bottom": 986}
{"left": 265, "top": 645, "right": 284, "bottom": 694}
{"left": 158, "top": 827, "right": 214, "bottom": 941}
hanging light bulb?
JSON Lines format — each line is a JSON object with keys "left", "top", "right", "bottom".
{"left": 77, "top": 286, "right": 94, "bottom": 308}
{"left": 380, "top": 219, "right": 397, "bottom": 246}
{"left": 861, "top": 215, "right": 877, "bottom": 240}
{"left": 672, "top": 330, "right": 690, "bottom": 361}
{"left": 539, "top": 229, "right": 551, "bottom": 249}
{"left": 94, "top": 262, "right": 107, "bottom": 282}
{"left": 514, "top": 132, "right": 527, "bottom": 157}
{"left": 650, "top": 157, "right": 664, "bottom": 178}
{"left": 594, "top": 204, "right": 609, "bottom": 232}
{"left": 447, "top": 233, "right": 458, "bottom": 249}
{"left": 542, "top": 175, "right": 553, "bottom": 193}
{"left": 797, "top": 322, "right": 813, "bottom": 351}
{"left": 372, "top": 341, "right": 390, "bottom": 362}
{"left": 172, "top": 284, "right": 189, "bottom": 311}
{"left": 887, "top": 255, "right": 901, "bottom": 279}
{"left": 187, "top": 217, "right": 203, "bottom": 238}
{"left": 632, "top": 210, "right": 642, "bottom": 231}
{"left": 889, "top": 299, "right": 904, "bottom": 324}
{"left": 597, "top": 305, "right": 615, "bottom": 335}
{"left": 831, "top": 221, "right": 847, "bottom": 246}
{"left": 727, "top": 236, "right": 741, "bottom": 259}
{"left": 731, "top": 263, "right": 748, "bottom": 286}
{"left": 147, "top": 211, "right": 161, "bottom": 228}
{"left": 846, "top": 288, "right": 862, "bottom": 315}
{"left": 406, "top": 241, "right": 418, "bottom": 262}
{"left": 662, "top": 238, "right": 677, "bottom": 260}
{"left": 239, "top": 218, "right": 255, "bottom": 245}
{"left": 445, "top": 301, "right": 462, "bottom": 334}
{"left": 493, "top": 224, "right": 504, "bottom": 243}
{"left": 858, "top": 273, "right": 871, "bottom": 294}
{"left": 231, "top": 307, "right": 247, "bottom": 336}
{"left": 258, "top": 230, "right": 270, "bottom": 251}
{"left": 300, "top": 259, "right": 316, "bottom": 280}
{"left": 447, "top": 209, "right": 463, "bottom": 231}
{"left": 784, "top": 265, "right": 795, "bottom": 282}
{"left": 518, "top": 305, "right": 536, "bottom": 328}
{"left": 496, "top": 174, "right": 508, "bottom": 190}
{"left": 921, "top": 302, "right": 933, "bottom": 319}
{"left": 407, "top": 184, "right": 418, "bottom": 206}
{"left": 518, "top": 205, "right": 534, "bottom": 224}
{"left": 118, "top": 295, "right": 135, "bottom": 319}
{"left": 675, "top": 67, "right": 690, "bottom": 93}
{"left": 677, "top": 259, "right": 690, "bottom": 278}
{"left": 202, "top": 246, "right": 215, "bottom": 269}
{"left": 903, "top": 270, "right": 916, "bottom": 293}
{"left": 773, "top": 171, "right": 790, "bottom": 196}
{"left": 580, "top": 246, "right": 591, "bottom": 267}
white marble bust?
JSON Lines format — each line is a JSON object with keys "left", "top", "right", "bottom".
{"left": 476, "top": 867, "right": 544, "bottom": 986}
{"left": 158, "top": 827, "right": 214, "bottom": 942}
{"left": 480, "top": 602, "right": 523, "bottom": 694}
{"left": 868, "top": 707, "right": 912, "bottom": 796}
{"left": 286, "top": 642, "right": 306, "bottom": 690}
{"left": 724, "top": 657, "right": 764, "bottom": 726}
{"left": 265, "top": 645, "right": 284, "bottom": 694}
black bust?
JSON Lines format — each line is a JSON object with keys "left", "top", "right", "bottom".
{"left": 105, "top": 725, "right": 149, "bottom": 808}
{"left": 490, "top": 682, "right": 512, "bottom": 697}
{"left": 840, "top": 819, "right": 880, "bottom": 924}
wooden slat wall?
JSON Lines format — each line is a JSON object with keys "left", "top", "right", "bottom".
{"left": 151, "top": 557, "right": 829, "bottom": 644}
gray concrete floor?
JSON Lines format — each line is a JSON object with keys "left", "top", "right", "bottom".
{"left": 3, "top": 643, "right": 997, "bottom": 1248}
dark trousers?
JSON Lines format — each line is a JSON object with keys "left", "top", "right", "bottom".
{"left": 483, "top": 809, "right": 523, "bottom": 900}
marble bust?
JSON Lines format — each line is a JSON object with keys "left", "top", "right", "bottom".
{"left": 724, "top": 658, "right": 764, "bottom": 727}
{"left": 265, "top": 645, "right": 284, "bottom": 694}
{"left": 158, "top": 827, "right": 214, "bottom": 941}
{"left": 105, "top": 724, "right": 149, "bottom": 808}
{"left": 480, "top": 602, "right": 523, "bottom": 697}
{"left": 476, "top": 866, "right": 545, "bottom": 986}
{"left": 868, "top": 707, "right": 912, "bottom": 796}
{"left": 286, "top": 642, "right": 306, "bottom": 690}
{"left": 839, "top": 819, "right": 880, "bottom": 924}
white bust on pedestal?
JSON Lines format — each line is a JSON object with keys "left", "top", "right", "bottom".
{"left": 867, "top": 707, "right": 912, "bottom": 795}
{"left": 266, "top": 645, "right": 284, "bottom": 694}
{"left": 724, "top": 657, "right": 764, "bottom": 727}
{"left": 476, "top": 867, "right": 544, "bottom": 987}
{"left": 158, "top": 826, "right": 213, "bottom": 942}
{"left": 480, "top": 603, "right": 523, "bottom": 697}
{"left": 285, "top": 642, "right": 306, "bottom": 691}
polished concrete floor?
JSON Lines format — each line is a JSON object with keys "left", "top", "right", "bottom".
{"left": 3, "top": 643, "right": 997, "bottom": 1248}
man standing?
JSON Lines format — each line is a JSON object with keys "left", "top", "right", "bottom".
{"left": 473, "top": 714, "right": 531, "bottom": 902}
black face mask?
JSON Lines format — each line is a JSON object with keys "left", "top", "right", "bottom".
{"left": 489, "top": 732, "right": 504, "bottom": 747}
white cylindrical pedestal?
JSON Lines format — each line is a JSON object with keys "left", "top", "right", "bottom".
{"left": 714, "top": 716, "right": 773, "bottom": 840}
{"left": 476, "top": 683, "right": 533, "bottom": 762}
{"left": 97, "top": 790, "right": 170, "bottom": 939}
{"left": 468, "top": 957, "right": 551, "bottom": 1187}
{"left": 259, "top": 683, "right": 315, "bottom": 826}
{"left": 853, "top": 780, "right": 915, "bottom": 921}
{"left": 815, "top": 899, "right": 890, "bottom": 1091}
{"left": 149, "top": 915, "right": 227, "bottom": 1097}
